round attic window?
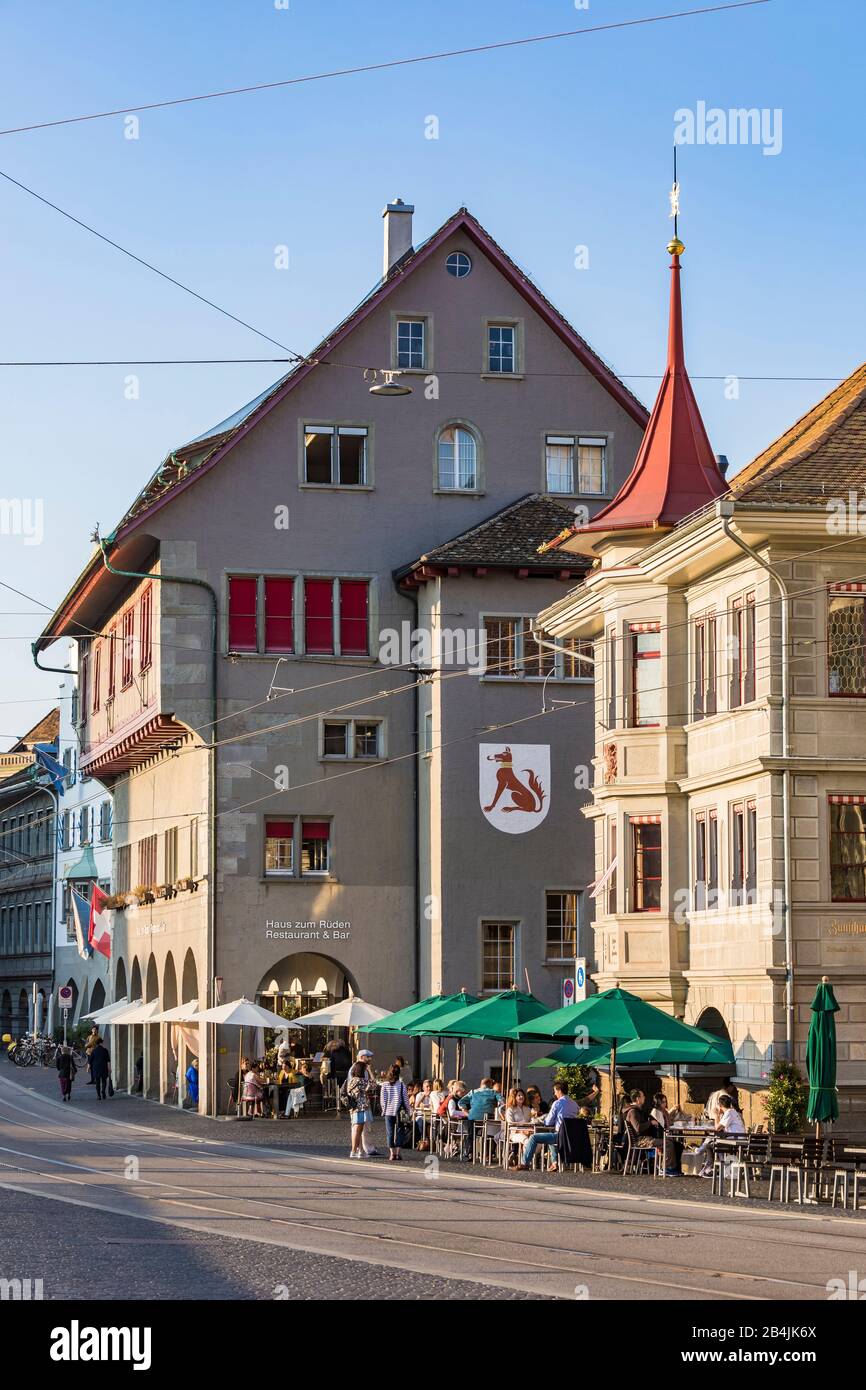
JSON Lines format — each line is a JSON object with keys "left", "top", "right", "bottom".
{"left": 445, "top": 251, "right": 472, "bottom": 278}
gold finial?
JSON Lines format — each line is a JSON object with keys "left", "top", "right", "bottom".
{"left": 667, "top": 236, "right": 685, "bottom": 256}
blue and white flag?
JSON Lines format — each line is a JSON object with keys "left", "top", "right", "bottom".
{"left": 70, "top": 889, "right": 93, "bottom": 960}
{"left": 34, "top": 743, "right": 67, "bottom": 795}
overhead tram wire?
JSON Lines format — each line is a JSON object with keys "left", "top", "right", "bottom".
{"left": 5, "top": 617, "right": 866, "bottom": 849}
{"left": 0, "top": 4, "right": 771, "bottom": 138}
{"left": 0, "top": 357, "right": 846, "bottom": 385}
{"left": 9, "top": 522, "right": 866, "bottom": 680}
{"left": 0, "top": 168, "right": 309, "bottom": 359}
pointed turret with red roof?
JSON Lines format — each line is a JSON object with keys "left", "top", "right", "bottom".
{"left": 540, "top": 233, "right": 727, "bottom": 554}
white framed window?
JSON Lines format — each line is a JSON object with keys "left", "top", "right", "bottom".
{"left": 304, "top": 425, "right": 368, "bottom": 486}
{"left": 545, "top": 435, "right": 606, "bottom": 495}
{"left": 577, "top": 438, "right": 606, "bottom": 493}
{"left": 264, "top": 817, "right": 333, "bottom": 879}
{"left": 99, "top": 800, "right": 112, "bottom": 844}
{"left": 482, "top": 616, "right": 591, "bottom": 680}
{"left": 265, "top": 818, "right": 294, "bottom": 877}
{"left": 481, "top": 920, "right": 516, "bottom": 992}
{"left": 487, "top": 323, "right": 516, "bottom": 374}
{"left": 321, "top": 718, "right": 383, "bottom": 760}
{"left": 545, "top": 436, "right": 575, "bottom": 494}
{"left": 437, "top": 425, "right": 478, "bottom": 491}
{"left": 545, "top": 890, "right": 581, "bottom": 962}
{"left": 396, "top": 319, "right": 425, "bottom": 370}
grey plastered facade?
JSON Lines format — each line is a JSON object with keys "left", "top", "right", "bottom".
{"left": 36, "top": 205, "right": 646, "bottom": 1110}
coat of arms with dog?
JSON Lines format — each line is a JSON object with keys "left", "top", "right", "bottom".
{"left": 479, "top": 744, "right": 550, "bottom": 834}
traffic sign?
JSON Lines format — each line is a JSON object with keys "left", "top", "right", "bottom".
{"left": 574, "top": 958, "right": 587, "bottom": 1001}
{"left": 561, "top": 977, "right": 575, "bottom": 1008}
{"left": 57, "top": 985, "right": 73, "bottom": 1009}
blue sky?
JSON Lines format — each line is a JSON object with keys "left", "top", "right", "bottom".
{"left": 1, "top": 0, "right": 863, "bottom": 743}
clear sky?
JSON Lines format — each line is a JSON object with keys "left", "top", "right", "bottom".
{"left": 1, "top": 0, "right": 863, "bottom": 745}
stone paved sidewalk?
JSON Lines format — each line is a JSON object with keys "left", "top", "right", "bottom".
{"left": 7, "top": 1060, "right": 863, "bottom": 1219}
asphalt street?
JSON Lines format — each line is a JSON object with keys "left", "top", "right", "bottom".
{"left": 2, "top": 1071, "right": 865, "bottom": 1301}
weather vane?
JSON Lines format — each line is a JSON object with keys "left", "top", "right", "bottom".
{"left": 668, "top": 146, "right": 684, "bottom": 256}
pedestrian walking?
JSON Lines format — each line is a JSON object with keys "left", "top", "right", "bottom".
{"left": 84, "top": 1026, "right": 101, "bottom": 1085}
{"left": 379, "top": 1063, "right": 411, "bottom": 1161}
{"left": 90, "top": 1039, "right": 111, "bottom": 1100}
{"left": 56, "top": 1044, "right": 76, "bottom": 1102}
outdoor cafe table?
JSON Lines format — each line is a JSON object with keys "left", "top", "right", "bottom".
{"left": 662, "top": 1123, "right": 718, "bottom": 1177}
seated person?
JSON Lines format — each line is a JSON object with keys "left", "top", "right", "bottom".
{"left": 696, "top": 1093, "right": 746, "bottom": 1175}
{"left": 519, "top": 1081, "right": 579, "bottom": 1172}
{"left": 524, "top": 1086, "right": 547, "bottom": 1118}
{"left": 650, "top": 1091, "right": 683, "bottom": 1176}
{"left": 242, "top": 1058, "right": 264, "bottom": 1117}
{"left": 460, "top": 1077, "right": 503, "bottom": 1124}
{"left": 428, "top": 1077, "right": 446, "bottom": 1111}
{"left": 622, "top": 1088, "right": 659, "bottom": 1165}
{"left": 503, "top": 1087, "right": 533, "bottom": 1167}
{"left": 446, "top": 1081, "right": 473, "bottom": 1158}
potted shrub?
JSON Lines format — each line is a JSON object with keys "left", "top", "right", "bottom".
{"left": 763, "top": 1060, "right": 808, "bottom": 1134}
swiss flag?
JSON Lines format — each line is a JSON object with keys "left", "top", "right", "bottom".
{"left": 88, "top": 883, "right": 114, "bottom": 960}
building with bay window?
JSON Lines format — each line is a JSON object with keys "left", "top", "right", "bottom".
{"left": 537, "top": 232, "right": 866, "bottom": 1124}
{"left": 54, "top": 651, "right": 113, "bottom": 1023}
{"left": 33, "top": 201, "right": 648, "bottom": 1108}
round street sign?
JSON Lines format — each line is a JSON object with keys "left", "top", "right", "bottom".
{"left": 58, "top": 985, "right": 74, "bottom": 1008}
{"left": 576, "top": 964, "right": 585, "bottom": 990}
{"left": 562, "top": 977, "right": 575, "bottom": 1007}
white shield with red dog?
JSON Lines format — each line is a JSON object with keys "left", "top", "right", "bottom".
{"left": 479, "top": 744, "right": 551, "bottom": 834}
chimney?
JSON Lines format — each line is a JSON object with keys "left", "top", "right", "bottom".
{"left": 382, "top": 198, "right": 414, "bottom": 277}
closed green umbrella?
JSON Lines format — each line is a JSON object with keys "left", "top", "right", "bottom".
{"left": 806, "top": 975, "right": 839, "bottom": 1132}
{"left": 515, "top": 986, "right": 735, "bottom": 1165}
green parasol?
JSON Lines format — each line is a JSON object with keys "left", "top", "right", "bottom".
{"left": 366, "top": 993, "right": 476, "bottom": 1035}
{"left": 806, "top": 976, "right": 839, "bottom": 1130}
{"left": 515, "top": 986, "right": 735, "bottom": 1166}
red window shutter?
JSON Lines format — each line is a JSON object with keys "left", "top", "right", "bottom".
{"left": 121, "top": 608, "right": 135, "bottom": 686}
{"left": 266, "top": 820, "right": 294, "bottom": 838}
{"left": 139, "top": 585, "right": 153, "bottom": 669}
{"left": 92, "top": 644, "right": 101, "bottom": 712}
{"left": 339, "top": 579, "right": 369, "bottom": 655}
{"left": 301, "top": 821, "right": 329, "bottom": 840}
{"left": 304, "top": 579, "right": 334, "bottom": 653}
{"left": 80, "top": 655, "right": 88, "bottom": 714}
{"left": 264, "top": 577, "right": 294, "bottom": 652}
{"left": 107, "top": 626, "right": 116, "bottom": 698}
{"left": 228, "top": 576, "right": 258, "bottom": 651}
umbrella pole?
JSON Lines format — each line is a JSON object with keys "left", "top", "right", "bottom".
{"left": 237, "top": 1027, "right": 242, "bottom": 1119}
{"left": 675, "top": 1063, "right": 681, "bottom": 1110}
{"left": 608, "top": 1042, "right": 617, "bottom": 1172}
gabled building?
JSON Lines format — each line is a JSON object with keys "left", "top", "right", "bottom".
{"left": 536, "top": 232, "right": 866, "bottom": 1124}
{"left": 0, "top": 710, "right": 60, "bottom": 1036}
{"left": 34, "top": 201, "right": 648, "bottom": 1110}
